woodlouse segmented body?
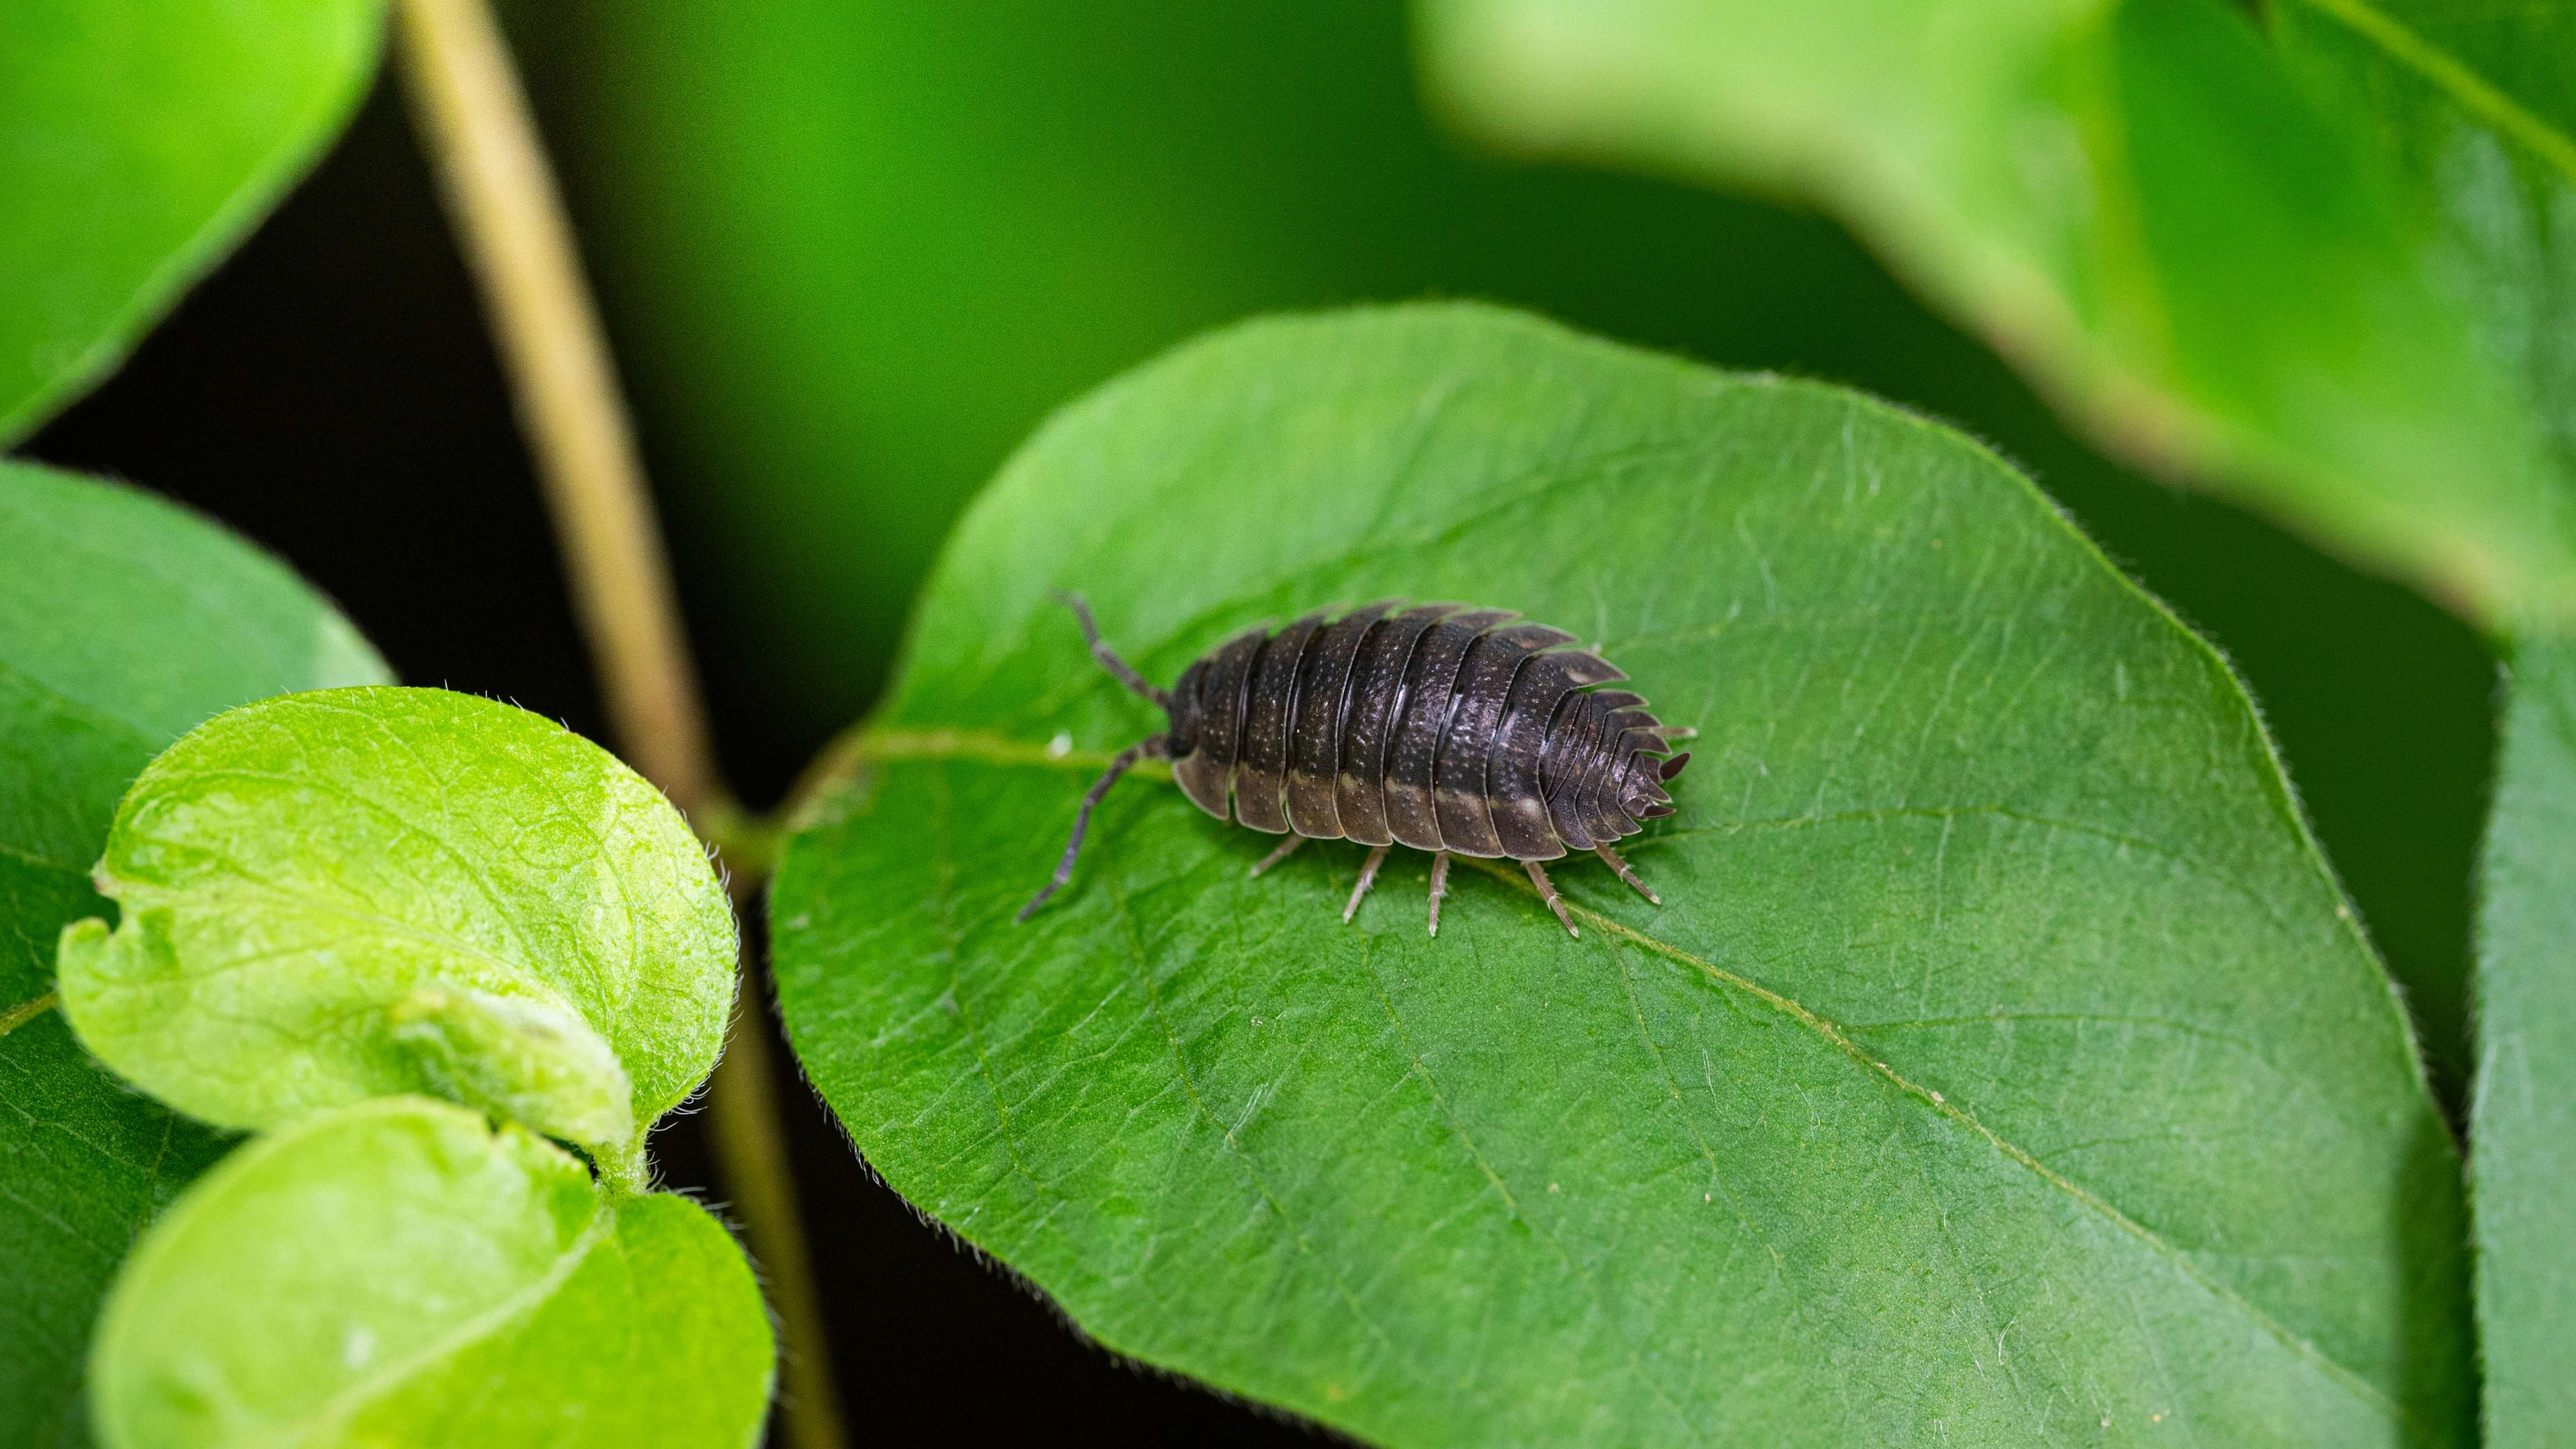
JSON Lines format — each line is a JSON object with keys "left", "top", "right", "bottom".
{"left": 1018, "top": 596, "right": 1691, "bottom": 936}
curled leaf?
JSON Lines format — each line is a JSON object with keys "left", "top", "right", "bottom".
{"left": 386, "top": 987, "right": 637, "bottom": 1180}
{"left": 2473, "top": 633, "right": 2576, "bottom": 1442}
{"left": 55, "top": 686, "right": 735, "bottom": 1166}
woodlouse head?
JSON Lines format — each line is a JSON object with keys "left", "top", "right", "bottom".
{"left": 1164, "top": 656, "right": 1235, "bottom": 820}
{"left": 1165, "top": 657, "right": 1208, "bottom": 756}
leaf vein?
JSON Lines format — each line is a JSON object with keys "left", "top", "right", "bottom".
{"left": 1485, "top": 860, "right": 2418, "bottom": 1430}
{"left": 2287, "top": 0, "right": 2576, "bottom": 182}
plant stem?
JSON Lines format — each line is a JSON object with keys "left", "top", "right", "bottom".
{"left": 388, "top": 0, "right": 716, "bottom": 816}
{"left": 392, "top": 5, "right": 847, "bottom": 1446}
{"left": 702, "top": 918, "right": 843, "bottom": 1437}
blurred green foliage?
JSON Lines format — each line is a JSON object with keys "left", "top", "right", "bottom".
{"left": 1418, "top": 0, "right": 2576, "bottom": 631}
{"left": 540, "top": 0, "right": 2489, "bottom": 1097}
{"left": 0, "top": 0, "right": 382, "bottom": 443}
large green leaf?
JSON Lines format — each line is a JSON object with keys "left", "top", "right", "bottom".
{"left": 54, "top": 687, "right": 738, "bottom": 1186}
{"left": 0, "top": 0, "right": 384, "bottom": 442}
{"left": 770, "top": 306, "right": 2467, "bottom": 1445}
{"left": 1413, "top": 0, "right": 2573, "bottom": 631}
{"left": 547, "top": 0, "right": 2495, "bottom": 1126}
{"left": 2471, "top": 633, "right": 2576, "bottom": 1444}
{"left": 89, "top": 1095, "right": 773, "bottom": 1449}
{"left": 0, "top": 461, "right": 390, "bottom": 1448}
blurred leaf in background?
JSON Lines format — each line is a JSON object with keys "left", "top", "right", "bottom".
{"left": 1, "top": 0, "right": 384, "bottom": 443}
{"left": 2273, "top": 0, "right": 2576, "bottom": 574}
{"left": 1415, "top": 0, "right": 2575, "bottom": 633}
{"left": 537, "top": 0, "right": 2490, "bottom": 1093}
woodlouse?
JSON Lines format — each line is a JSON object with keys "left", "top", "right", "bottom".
{"left": 1018, "top": 595, "right": 1693, "bottom": 936}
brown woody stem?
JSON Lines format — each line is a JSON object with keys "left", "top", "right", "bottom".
{"left": 393, "top": 3, "right": 846, "bottom": 1445}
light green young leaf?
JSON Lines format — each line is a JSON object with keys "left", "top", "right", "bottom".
{"left": 769, "top": 306, "right": 2468, "bottom": 1445}
{"left": 2471, "top": 633, "right": 2576, "bottom": 1444}
{"left": 89, "top": 1095, "right": 773, "bottom": 1449}
{"left": 54, "top": 686, "right": 736, "bottom": 1181}
{"left": 382, "top": 987, "right": 637, "bottom": 1157}
{"left": 1413, "top": 0, "right": 2574, "bottom": 630}
{"left": 0, "top": 461, "right": 390, "bottom": 1449}
{"left": 0, "top": 0, "right": 384, "bottom": 442}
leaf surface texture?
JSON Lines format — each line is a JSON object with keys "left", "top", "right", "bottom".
{"left": 771, "top": 305, "right": 2467, "bottom": 1446}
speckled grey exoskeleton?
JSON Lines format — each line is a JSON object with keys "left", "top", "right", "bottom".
{"left": 1018, "top": 595, "right": 1693, "bottom": 936}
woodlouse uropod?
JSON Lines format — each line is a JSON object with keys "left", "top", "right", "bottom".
{"left": 1016, "top": 594, "right": 1693, "bottom": 936}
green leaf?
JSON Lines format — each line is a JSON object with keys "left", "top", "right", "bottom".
{"left": 2471, "top": 633, "right": 2576, "bottom": 1444}
{"left": 54, "top": 686, "right": 736, "bottom": 1182}
{"left": 553, "top": 0, "right": 2496, "bottom": 1130}
{"left": 89, "top": 1095, "right": 773, "bottom": 1449}
{"left": 770, "top": 305, "right": 2468, "bottom": 1444}
{"left": 1, "top": 1012, "right": 232, "bottom": 1449}
{"left": 2249, "top": 9, "right": 2576, "bottom": 1439}
{"left": 2265, "top": 0, "right": 2576, "bottom": 522}
{"left": 1413, "top": 0, "right": 2575, "bottom": 630}
{"left": 0, "top": 460, "right": 390, "bottom": 1449}
{"left": 1, "top": 0, "right": 384, "bottom": 442}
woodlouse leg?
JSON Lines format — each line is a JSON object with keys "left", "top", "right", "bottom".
{"left": 1593, "top": 843, "right": 1661, "bottom": 905}
{"left": 1426, "top": 851, "right": 1450, "bottom": 936}
{"left": 1524, "top": 859, "right": 1580, "bottom": 938}
{"left": 1014, "top": 734, "right": 1168, "bottom": 922}
{"left": 1057, "top": 590, "right": 1171, "bottom": 708}
{"left": 1247, "top": 835, "right": 1305, "bottom": 877}
{"left": 1342, "top": 845, "right": 1389, "bottom": 923}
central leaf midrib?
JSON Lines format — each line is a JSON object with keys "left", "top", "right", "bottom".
{"left": 305, "top": 1197, "right": 616, "bottom": 1438}
{"left": 1512, "top": 863, "right": 2407, "bottom": 1426}
{"left": 2286, "top": 0, "right": 2576, "bottom": 184}
{"left": 0, "top": 990, "right": 59, "bottom": 1037}
{"left": 852, "top": 724, "right": 2416, "bottom": 1429}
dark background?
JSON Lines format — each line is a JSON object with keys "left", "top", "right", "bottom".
{"left": 25, "top": 4, "right": 2496, "bottom": 1440}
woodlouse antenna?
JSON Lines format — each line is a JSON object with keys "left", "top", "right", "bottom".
{"left": 1016, "top": 733, "right": 1169, "bottom": 922}
{"left": 1056, "top": 590, "right": 1171, "bottom": 709}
